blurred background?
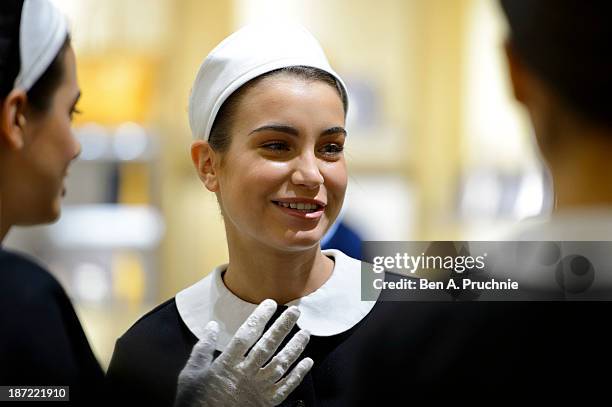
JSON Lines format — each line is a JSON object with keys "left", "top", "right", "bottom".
{"left": 4, "top": 0, "right": 551, "bottom": 368}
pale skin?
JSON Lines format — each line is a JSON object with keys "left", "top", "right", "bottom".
{"left": 191, "top": 75, "right": 347, "bottom": 305}
{"left": 0, "top": 45, "right": 81, "bottom": 244}
{"left": 505, "top": 42, "right": 612, "bottom": 210}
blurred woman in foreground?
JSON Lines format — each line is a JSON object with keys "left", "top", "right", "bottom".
{"left": 0, "top": 0, "right": 103, "bottom": 401}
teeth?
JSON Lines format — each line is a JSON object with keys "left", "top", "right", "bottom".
{"left": 276, "top": 202, "right": 319, "bottom": 211}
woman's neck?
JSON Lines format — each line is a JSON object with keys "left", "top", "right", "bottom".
{"left": 222, "top": 236, "right": 334, "bottom": 305}
{"left": 548, "top": 128, "right": 612, "bottom": 211}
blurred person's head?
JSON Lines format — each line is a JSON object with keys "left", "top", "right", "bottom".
{"left": 189, "top": 24, "right": 348, "bottom": 254}
{"left": 500, "top": 0, "right": 612, "bottom": 208}
{"left": 0, "top": 0, "right": 80, "bottom": 242}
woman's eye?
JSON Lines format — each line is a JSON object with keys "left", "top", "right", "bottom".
{"left": 261, "top": 142, "right": 290, "bottom": 151}
{"left": 320, "top": 143, "right": 344, "bottom": 155}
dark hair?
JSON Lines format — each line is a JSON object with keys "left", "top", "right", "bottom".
{"left": 0, "top": 0, "right": 24, "bottom": 97}
{"left": 0, "top": 0, "right": 70, "bottom": 113}
{"left": 208, "top": 65, "right": 348, "bottom": 152}
{"left": 500, "top": 0, "right": 612, "bottom": 126}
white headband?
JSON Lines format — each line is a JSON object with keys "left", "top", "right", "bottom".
{"left": 14, "top": 0, "right": 69, "bottom": 91}
{"left": 188, "top": 22, "right": 348, "bottom": 141}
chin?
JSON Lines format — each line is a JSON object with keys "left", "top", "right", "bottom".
{"left": 273, "top": 231, "right": 324, "bottom": 252}
{"left": 49, "top": 210, "right": 62, "bottom": 223}
{"left": 40, "top": 210, "right": 61, "bottom": 225}
{"left": 44, "top": 200, "right": 63, "bottom": 224}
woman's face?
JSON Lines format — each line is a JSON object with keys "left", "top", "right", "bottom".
{"left": 214, "top": 75, "right": 347, "bottom": 252}
{"left": 7, "top": 45, "right": 81, "bottom": 225}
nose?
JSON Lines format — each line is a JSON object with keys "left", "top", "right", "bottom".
{"left": 291, "top": 151, "right": 324, "bottom": 189}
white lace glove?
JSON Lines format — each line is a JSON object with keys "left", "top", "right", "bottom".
{"left": 175, "top": 299, "right": 313, "bottom": 407}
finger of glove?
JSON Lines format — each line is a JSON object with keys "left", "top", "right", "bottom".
{"left": 259, "top": 329, "right": 310, "bottom": 383}
{"left": 270, "top": 357, "right": 314, "bottom": 406}
{"left": 243, "top": 306, "right": 301, "bottom": 371}
{"left": 223, "top": 298, "right": 277, "bottom": 361}
{"left": 184, "top": 320, "right": 219, "bottom": 371}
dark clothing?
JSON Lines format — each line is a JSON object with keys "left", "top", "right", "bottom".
{"left": 0, "top": 248, "right": 104, "bottom": 405}
{"left": 107, "top": 269, "right": 612, "bottom": 406}
{"left": 350, "top": 299, "right": 612, "bottom": 404}
{"left": 106, "top": 299, "right": 197, "bottom": 406}
{"left": 107, "top": 296, "right": 401, "bottom": 407}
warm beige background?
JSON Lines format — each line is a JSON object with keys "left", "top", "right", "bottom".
{"left": 10, "top": 0, "right": 539, "bottom": 368}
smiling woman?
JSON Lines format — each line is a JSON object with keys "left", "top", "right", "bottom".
{"left": 106, "top": 23, "right": 384, "bottom": 406}
{"left": 206, "top": 71, "right": 348, "bottom": 260}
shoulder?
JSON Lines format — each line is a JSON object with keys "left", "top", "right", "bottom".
{"left": 116, "top": 298, "right": 190, "bottom": 346}
{"left": 107, "top": 298, "right": 197, "bottom": 404}
{"left": 0, "top": 249, "right": 103, "bottom": 389}
{"left": 111, "top": 297, "right": 197, "bottom": 366}
{"left": 0, "top": 249, "right": 57, "bottom": 290}
{"left": 0, "top": 248, "right": 69, "bottom": 312}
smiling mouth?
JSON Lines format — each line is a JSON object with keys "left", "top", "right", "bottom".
{"left": 272, "top": 201, "right": 325, "bottom": 213}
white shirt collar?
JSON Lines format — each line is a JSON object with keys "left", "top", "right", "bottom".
{"left": 513, "top": 207, "right": 612, "bottom": 240}
{"left": 176, "top": 249, "right": 378, "bottom": 351}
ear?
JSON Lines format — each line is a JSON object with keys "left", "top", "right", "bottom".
{"left": 0, "top": 89, "right": 28, "bottom": 150}
{"left": 191, "top": 140, "right": 220, "bottom": 192}
{"left": 504, "top": 40, "right": 527, "bottom": 104}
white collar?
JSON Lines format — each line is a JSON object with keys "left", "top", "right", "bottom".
{"left": 176, "top": 249, "right": 378, "bottom": 351}
{"left": 513, "top": 207, "right": 612, "bottom": 240}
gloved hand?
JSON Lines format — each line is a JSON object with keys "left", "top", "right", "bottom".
{"left": 175, "top": 299, "right": 313, "bottom": 407}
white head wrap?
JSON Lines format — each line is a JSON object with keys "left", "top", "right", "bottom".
{"left": 188, "top": 22, "right": 348, "bottom": 141}
{"left": 14, "top": 0, "right": 69, "bottom": 91}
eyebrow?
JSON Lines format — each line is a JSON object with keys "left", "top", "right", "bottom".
{"left": 249, "top": 124, "right": 347, "bottom": 137}
{"left": 321, "top": 126, "right": 347, "bottom": 137}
